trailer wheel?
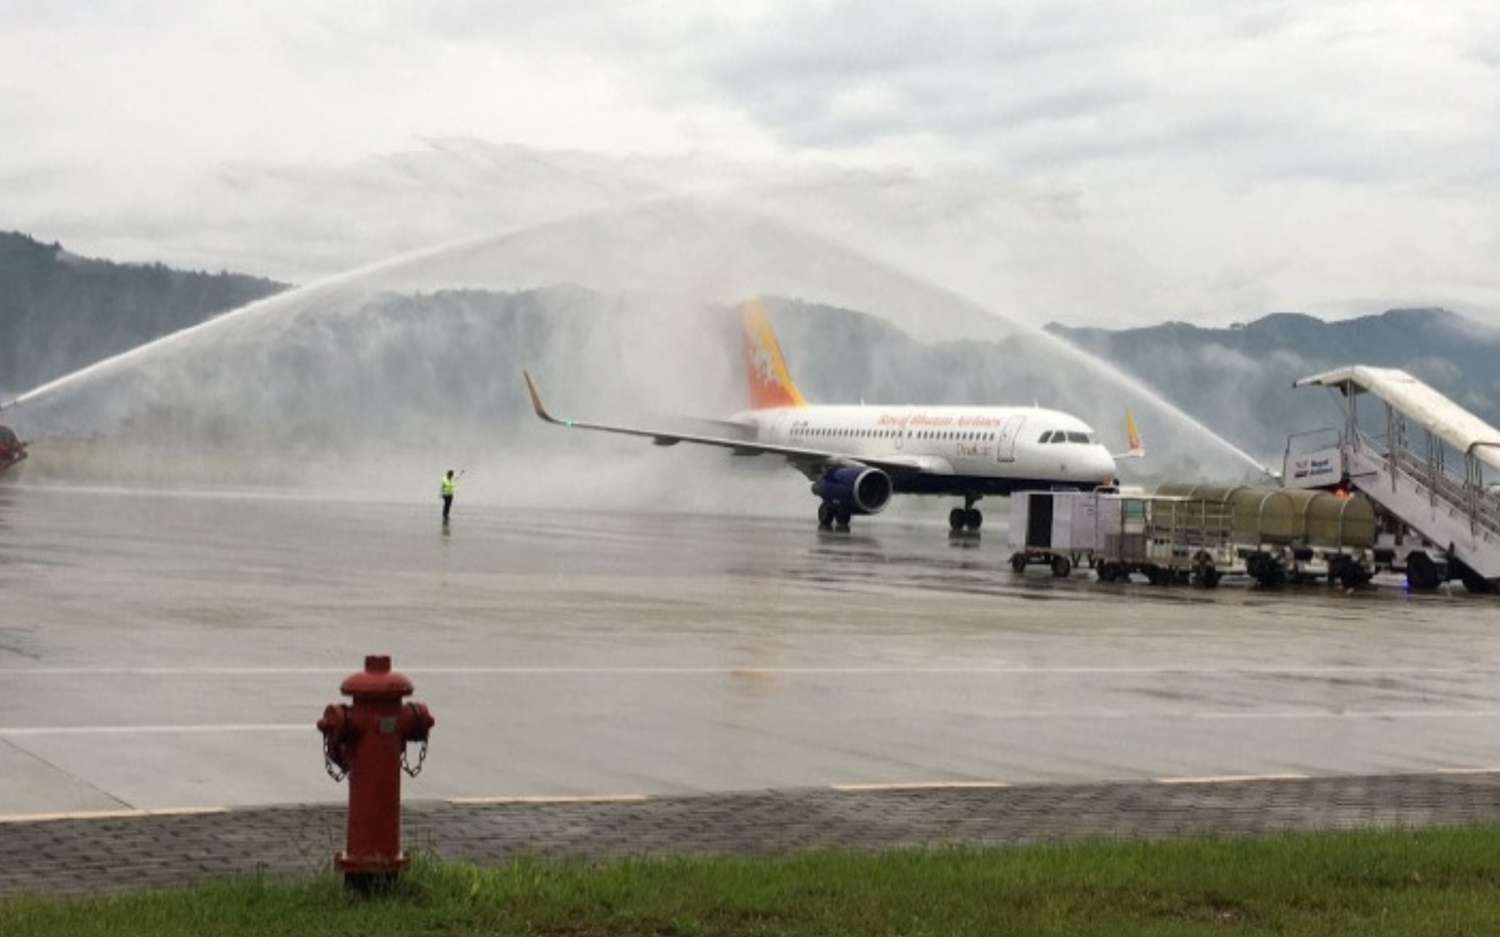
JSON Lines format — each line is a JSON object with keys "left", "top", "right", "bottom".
{"left": 1338, "top": 563, "right": 1369, "bottom": 589}
{"left": 1247, "top": 553, "right": 1284, "bottom": 588}
{"left": 1010, "top": 553, "right": 1028, "bottom": 574}
{"left": 1405, "top": 552, "right": 1441, "bottom": 591}
{"left": 1050, "top": 555, "right": 1072, "bottom": 578}
{"left": 1254, "top": 566, "right": 1286, "bottom": 588}
{"left": 1326, "top": 555, "right": 1347, "bottom": 587}
{"left": 1453, "top": 559, "right": 1495, "bottom": 595}
{"left": 1192, "top": 563, "right": 1220, "bottom": 589}
{"left": 1245, "top": 553, "right": 1265, "bottom": 581}
{"left": 1096, "top": 562, "right": 1116, "bottom": 583}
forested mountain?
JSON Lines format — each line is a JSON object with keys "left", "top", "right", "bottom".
{"left": 0, "top": 231, "right": 286, "bottom": 395}
{"left": 1046, "top": 308, "right": 1500, "bottom": 455}
{"left": 4, "top": 230, "right": 1498, "bottom": 478}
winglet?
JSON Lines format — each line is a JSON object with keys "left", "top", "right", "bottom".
{"left": 522, "top": 370, "right": 561, "bottom": 425}
{"left": 1112, "top": 409, "right": 1146, "bottom": 460}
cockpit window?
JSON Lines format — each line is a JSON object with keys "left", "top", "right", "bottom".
{"left": 1038, "top": 431, "right": 1053, "bottom": 443}
{"left": 1067, "top": 432, "right": 1090, "bottom": 444}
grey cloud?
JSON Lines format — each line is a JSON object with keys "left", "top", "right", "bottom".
{"left": 619, "top": 1, "right": 1500, "bottom": 189}
{"left": 762, "top": 82, "right": 1139, "bottom": 151}
{"left": 5, "top": 3, "right": 1500, "bottom": 333}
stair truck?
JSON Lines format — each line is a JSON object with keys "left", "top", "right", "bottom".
{"left": 1287, "top": 366, "right": 1500, "bottom": 593}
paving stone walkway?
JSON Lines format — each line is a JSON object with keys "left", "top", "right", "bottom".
{"left": 5, "top": 772, "right": 1500, "bottom": 899}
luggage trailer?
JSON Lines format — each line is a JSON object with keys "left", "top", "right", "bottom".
{"left": 1008, "top": 490, "right": 1240, "bottom": 586}
{"left": 1009, "top": 487, "right": 1379, "bottom": 588}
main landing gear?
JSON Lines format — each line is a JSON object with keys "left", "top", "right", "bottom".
{"left": 948, "top": 495, "right": 983, "bottom": 534}
{"left": 817, "top": 502, "right": 852, "bottom": 531}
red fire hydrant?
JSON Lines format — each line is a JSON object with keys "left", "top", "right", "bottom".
{"left": 317, "top": 655, "right": 435, "bottom": 888}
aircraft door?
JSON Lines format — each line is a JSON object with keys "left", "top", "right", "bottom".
{"left": 995, "top": 416, "right": 1026, "bottom": 462}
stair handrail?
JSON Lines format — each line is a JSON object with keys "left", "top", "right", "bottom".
{"left": 1355, "top": 428, "right": 1500, "bottom": 540}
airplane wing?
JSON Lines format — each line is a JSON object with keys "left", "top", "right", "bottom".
{"left": 1111, "top": 408, "right": 1146, "bottom": 460}
{"left": 523, "top": 371, "right": 929, "bottom": 479}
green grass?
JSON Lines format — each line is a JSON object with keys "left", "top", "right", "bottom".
{"left": 6, "top": 828, "right": 1500, "bottom": 936}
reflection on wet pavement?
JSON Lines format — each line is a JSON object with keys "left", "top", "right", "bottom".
{"left": 0, "top": 486, "right": 1497, "bottom": 813}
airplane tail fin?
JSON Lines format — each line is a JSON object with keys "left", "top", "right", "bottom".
{"left": 1113, "top": 409, "right": 1146, "bottom": 460}
{"left": 741, "top": 299, "right": 807, "bottom": 410}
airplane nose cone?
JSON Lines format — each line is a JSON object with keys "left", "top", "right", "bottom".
{"left": 1093, "top": 446, "right": 1118, "bottom": 482}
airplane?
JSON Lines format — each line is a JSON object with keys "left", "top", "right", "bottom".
{"left": 523, "top": 299, "right": 1142, "bottom": 532}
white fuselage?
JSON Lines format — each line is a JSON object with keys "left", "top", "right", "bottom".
{"left": 734, "top": 404, "right": 1117, "bottom": 492}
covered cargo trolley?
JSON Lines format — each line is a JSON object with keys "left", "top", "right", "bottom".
{"left": 1009, "top": 490, "right": 1237, "bottom": 585}
{"left": 1154, "top": 483, "right": 1377, "bottom": 587}
{"left": 1007, "top": 490, "right": 1105, "bottom": 577}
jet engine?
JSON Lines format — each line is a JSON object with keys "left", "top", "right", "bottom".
{"left": 811, "top": 465, "right": 893, "bottom": 515}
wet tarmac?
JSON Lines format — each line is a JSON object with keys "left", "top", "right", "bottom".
{"left": 2, "top": 486, "right": 1498, "bottom": 814}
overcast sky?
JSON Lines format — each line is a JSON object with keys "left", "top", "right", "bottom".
{"left": 3, "top": 1, "right": 1498, "bottom": 328}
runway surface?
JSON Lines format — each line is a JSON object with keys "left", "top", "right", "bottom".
{"left": 2, "top": 486, "right": 1498, "bottom": 815}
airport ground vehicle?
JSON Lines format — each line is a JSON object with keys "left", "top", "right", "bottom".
{"left": 0, "top": 424, "right": 25, "bottom": 475}
{"left": 1008, "top": 490, "right": 1234, "bottom": 585}
{"left": 1286, "top": 366, "right": 1500, "bottom": 593}
{"left": 1154, "top": 483, "right": 1378, "bottom": 587}
{"left": 1009, "top": 485, "right": 1378, "bottom": 588}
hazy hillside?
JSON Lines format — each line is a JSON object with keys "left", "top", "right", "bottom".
{"left": 6, "top": 231, "right": 1499, "bottom": 483}
{"left": 0, "top": 231, "right": 286, "bottom": 395}
{"left": 1046, "top": 309, "right": 1500, "bottom": 456}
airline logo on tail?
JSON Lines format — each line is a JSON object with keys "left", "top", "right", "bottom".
{"left": 1117, "top": 409, "right": 1146, "bottom": 459}
{"left": 742, "top": 300, "right": 807, "bottom": 410}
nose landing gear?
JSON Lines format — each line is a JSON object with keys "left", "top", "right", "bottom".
{"left": 948, "top": 495, "right": 983, "bottom": 533}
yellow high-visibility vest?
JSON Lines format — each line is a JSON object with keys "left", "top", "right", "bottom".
{"left": 441, "top": 476, "right": 455, "bottom": 497}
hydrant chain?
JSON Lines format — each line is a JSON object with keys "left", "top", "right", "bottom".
{"left": 323, "top": 736, "right": 349, "bottom": 782}
{"left": 401, "top": 738, "right": 428, "bottom": 778}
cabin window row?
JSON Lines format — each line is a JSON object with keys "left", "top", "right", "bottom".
{"left": 790, "top": 427, "right": 999, "bottom": 441}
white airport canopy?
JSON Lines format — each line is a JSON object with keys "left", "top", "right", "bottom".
{"left": 1295, "top": 366, "right": 1500, "bottom": 473}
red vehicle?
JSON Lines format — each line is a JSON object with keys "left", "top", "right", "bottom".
{"left": 0, "top": 424, "right": 26, "bottom": 475}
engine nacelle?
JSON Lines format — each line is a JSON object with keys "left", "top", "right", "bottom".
{"left": 811, "top": 466, "right": 893, "bottom": 515}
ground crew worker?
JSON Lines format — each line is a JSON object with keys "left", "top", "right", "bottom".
{"left": 440, "top": 470, "right": 457, "bottom": 522}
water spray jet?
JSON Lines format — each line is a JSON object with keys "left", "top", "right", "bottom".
{"left": 7, "top": 196, "right": 1273, "bottom": 482}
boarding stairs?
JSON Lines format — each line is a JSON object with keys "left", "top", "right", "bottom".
{"left": 1288, "top": 366, "right": 1500, "bottom": 587}
{"left": 1343, "top": 431, "right": 1500, "bottom": 579}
